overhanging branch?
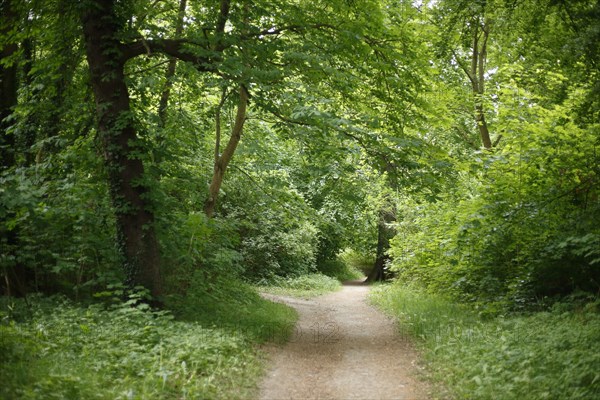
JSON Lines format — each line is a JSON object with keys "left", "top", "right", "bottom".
{"left": 121, "top": 39, "right": 214, "bottom": 72}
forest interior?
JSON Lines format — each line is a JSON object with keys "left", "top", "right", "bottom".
{"left": 1, "top": 0, "right": 599, "bottom": 399}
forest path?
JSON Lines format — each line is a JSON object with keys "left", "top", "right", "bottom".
{"left": 258, "top": 281, "right": 431, "bottom": 400}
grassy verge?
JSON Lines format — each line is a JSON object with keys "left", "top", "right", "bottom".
{"left": 258, "top": 273, "right": 343, "bottom": 298}
{"left": 0, "top": 277, "right": 296, "bottom": 400}
{"left": 168, "top": 273, "right": 297, "bottom": 344}
{"left": 370, "top": 284, "right": 600, "bottom": 400}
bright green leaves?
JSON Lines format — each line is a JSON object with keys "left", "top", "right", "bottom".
{"left": 389, "top": 70, "right": 600, "bottom": 306}
{"left": 380, "top": 0, "right": 600, "bottom": 308}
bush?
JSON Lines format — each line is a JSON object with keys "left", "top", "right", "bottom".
{"left": 387, "top": 88, "right": 600, "bottom": 310}
{"left": 240, "top": 217, "right": 319, "bottom": 280}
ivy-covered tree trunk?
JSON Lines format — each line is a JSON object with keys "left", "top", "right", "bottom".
{"left": 81, "top": 0, "right": 163, "bottom": 298}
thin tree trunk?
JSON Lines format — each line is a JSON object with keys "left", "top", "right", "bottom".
{"left": 455, "top": 18, "right": 494, "bottom": 150}
{"left": 203, "top": 85, "right": 249, "bottom": 217}
{"left": 214, "top": 87, "right": 228, "bottom": 166}
{"left": 470, "top": 20, "right": 492, "bottom": 149}
{"left": 158, "top": 0, "right": 187, "bottom": 127}
{"left": 81, "top": 0, "right": 163, "bottom": 299}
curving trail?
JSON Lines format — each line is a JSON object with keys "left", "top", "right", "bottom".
{"left": 259, "top": 282, "right": 431, "bottom": 400}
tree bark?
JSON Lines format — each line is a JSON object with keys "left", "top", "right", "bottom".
{"left": 203, "top": 85, "right": 249, "bottom": 217}
{"left": 365, "top": 206, "right": 396, "bottom": 283}
{"left": 455, "top": 18, "right": 493, "bottom": 150}
{"left": 471, "top": 20, "right": 492, "bottom": 149}
{"left": 81, "top": 0, "right": 163, "bottom": 298}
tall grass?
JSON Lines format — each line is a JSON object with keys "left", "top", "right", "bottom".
{"left": 370, "top": 284, "right": 600, "bottom": 400}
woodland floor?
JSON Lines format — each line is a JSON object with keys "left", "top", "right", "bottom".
{"left": 259, "top": 281, "right": 432, "bottom": 400}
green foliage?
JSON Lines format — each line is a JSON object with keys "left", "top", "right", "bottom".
{"left": 159, "top": 211, "right": 244, "bottom": 294}
{"left": 316, "top": 258, "right": 363, "bottom": 282}
{"left": 4, "top": 4, "right": 600, "bottom": 399}
{"left": 339, "top": 248, "right": 375, "bottom": 276}
{"left": 0, "top": 292, "right": 287, "bottom": 399}
{"left": 371, "top": 284, "right": 600, "bottom": 400}
{"left": 239, "top": 217, "right": 319, "bottom": 280}
{"left": 0, "top": 150, "right": 120, "bottom": 296}
{"left": 389, "top": 79, "right": 600, "bottom": 308}
{"left": 394, "top": 0, "right": 599, "bottom": 309}
{"left": 259, "top": 273, "right": 342, "bottom": 298}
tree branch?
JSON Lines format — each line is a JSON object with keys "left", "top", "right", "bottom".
{"left": 451, "top": 48, "right": 476, "bottom": 85}
{"left": 471, "top": 27, "right": 478, "bottom": 80}
{"left": 204, "top": 85, "right": 249, "bottom": 217}
{"left": 239, "top": 23, "right": 337, "bottom": 40}
{"left": 121, "top": 39, "right": 213, "bottom": 71}
{"left": 214, "top": 0, "right": 231, "bottom": 51}
{"left": 492, "top": 134, "right": 503, "bottom": 147}
{"left": 267, "top": 109, "right": 312, "bottom": 127}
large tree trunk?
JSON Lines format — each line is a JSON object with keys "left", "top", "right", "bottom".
{"left": 203, "top": 85, "right": 249, "bottom": 217}
{"left": 365, "top": 206, "right": 396, "bottom": 283}
{"left": 81, "top": 0, "right": 163, "bottom": 298}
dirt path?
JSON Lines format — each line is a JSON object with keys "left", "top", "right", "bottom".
{"left": 258, "top": 282, "right": 431, "bottom": 400}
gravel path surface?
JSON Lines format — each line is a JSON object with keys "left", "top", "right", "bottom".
{"left": 258, "top": 281, "right": 431, "bottom": 400}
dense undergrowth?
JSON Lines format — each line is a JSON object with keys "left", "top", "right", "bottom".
{"left": 258, "top": 273, "right": 345, "bottom": 298}
{"left": 0, "top": 279, "right": 297, "bottom": 400}
{"left": 0, "top": 266, "right": 355, "bottom": 399}
{"left": 371, "top": 284, "right": 600, "bottom": 400}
